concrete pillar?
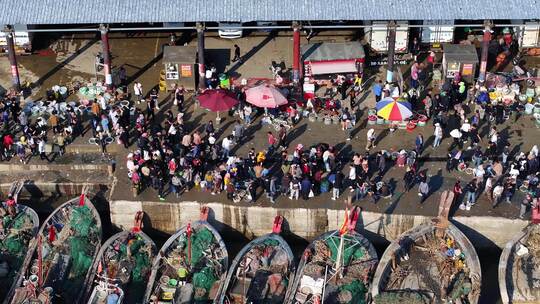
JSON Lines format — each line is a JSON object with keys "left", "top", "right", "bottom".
{"left": 478, "top": 20, "right": 493, "bottom": 84}
{"left": 386, "top": 21, "right": 397, "bottom": 83}
{"left": 4, "top": 25, "right": 20, "bottom": 91}
{"left": 99, "top": 24, "right": 113, "bottom": 88}
{"left": 292, "top": 22, "right": 301, "bottom": 84}
{"left": 196, "top": 22, "right": 206, "bottom": 90}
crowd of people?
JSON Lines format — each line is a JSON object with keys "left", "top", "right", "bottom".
{"left": 0, "top": 47, "right": 538, "bottom": 219}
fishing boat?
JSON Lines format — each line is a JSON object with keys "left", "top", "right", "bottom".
{"left": 499, "top": 223, "right": 540, "bottom": 304}
{"left": 9, "top": 188, "right": 102, "bottom": 304}
{"left": 84, "top": 211, "right": 157, "bottom": 304}
{"left": 287, "top": 206, "right": 378, "bottom": 304}
{"left": 219, "top": 215, "right": 295, "bottom": 304}
{"left": 144, "top": 206, "right": 228, "bottom": 304}
{"left": 371, "top": 191, "right": 482, "bottom": 304}
{"left": 0, "top": 181, "right": 40, "bottom": 303}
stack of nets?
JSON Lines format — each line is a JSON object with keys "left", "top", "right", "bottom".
{"left": 183, "top": 228, "right": 215, "bottom": 267}
{"left": 192, "top": 266, "right": 218, "bottom": 301}
{"left": 0, "top": 212, "right": 33, "bottom": 255}
{"left": 68, "top": 205, "right": 99, "bottom": 277}
{"left": 373, "top": 291, "right": 431, "bottom": 304}
{"left": 325, "top": 236, "right": 367, "bottom": 266}
{"left": 338, "top": 279, "right": 368, "bottom": 304}
{"left": 118, "top": 236, "right": 152, "bottom": 282}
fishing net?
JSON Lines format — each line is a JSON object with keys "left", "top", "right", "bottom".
{"left": 263, "top": 239, "right": 280, "bottom": 247}
{"left": 339, "top": 279, "right": 367, "bottom": 304}
{"left": 70, "top": 205, "right": 97, "bottom": 237}
{"left": 373, "top": 291, "right": 431, "bottom": 304}
{"left": 192, "top": 266, "right": 218, "bottom": 300}
{"left": 183, "top": 228, "right": 215, "bottom": 267}
{"left": 69, "top": 236, "right": 94, "bottom": 277}
{"left": 325, "top": 236, "right": 366, "bottom": 265}
{"left": 132, "top": 250, "right": 151, "bottom": 282}
{"left": 1, "top": 236, "right": 25, "bottom": 254}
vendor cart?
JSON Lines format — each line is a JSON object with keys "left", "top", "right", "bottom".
{"left": 301, "top": 42, "right": 365, "bottom": 83}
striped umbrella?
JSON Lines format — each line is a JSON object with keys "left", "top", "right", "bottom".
{"left": 376, "top": 97, "right": 413, "bottom": 121}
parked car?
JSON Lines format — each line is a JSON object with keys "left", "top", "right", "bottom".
{"left": 218, "top": 22, "right": 243, "bottom": 39}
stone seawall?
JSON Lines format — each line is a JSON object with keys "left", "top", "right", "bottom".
{"left": 110, "top": 200, "right": 528, "bottom": 248}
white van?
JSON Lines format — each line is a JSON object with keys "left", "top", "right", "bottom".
{"left": 218, "top": 23, "right": 243, "bottom": 39}
{"left": 513, "top": 20, "right": 540, "bottom": 48}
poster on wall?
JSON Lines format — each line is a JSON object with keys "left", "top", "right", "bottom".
{"left": 462, "top": 63, "right": 473, "bottom": 76}
{"left": 180, "top": 64, "right": 192, "bottom": 77}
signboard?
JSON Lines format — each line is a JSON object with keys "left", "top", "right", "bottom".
{"left": 462, "top": 63, "right": 473, "bottom": 76}
{"left": 180, "top": 64, "right": 192, "bottom": 77}
{"left": 369, "top": 59, "right": 411, "bottom": 67}
{"left": 446, "top": 62, "right": 461, "bottom": 78}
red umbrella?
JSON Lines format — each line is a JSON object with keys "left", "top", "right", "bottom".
{"left": 197, "top": 89, "right": 238, "bottom": 112}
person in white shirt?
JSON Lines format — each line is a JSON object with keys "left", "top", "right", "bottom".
{"left": 433, "top": 123, "right": 443, "bottom": 148}
{"left": 460, "top": 119, "right": 471, "bottom": 143}
{"left": 133, "top": 82, "right": 143, "bottom": 104}
{"left": 221, "top": 135, "right": 232, "bottom": 159}
{"left": 366, "top": 128, "right": 376, "bottom": 150}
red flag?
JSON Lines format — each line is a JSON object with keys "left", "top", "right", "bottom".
{"left": 186, "top": 222, "right": 192, "bottom": 237}
{"left": 338, "top": 208, "right": 349, "bottom": 236}
{"left": 97, "top": 261, "right": 103, "bottom": 274}
{"left": 79, "top": 194, "right": 85, "bottom": 206}
{"left": 48, "top": 225, "right": 56, "bottom": 242}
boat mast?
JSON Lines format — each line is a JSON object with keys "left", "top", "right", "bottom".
{"left": 335, "top": 208, "right": 349, "bottom": 279}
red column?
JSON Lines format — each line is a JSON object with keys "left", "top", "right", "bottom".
{"left": 478, "top": 21, "right": 492, "bottom": 84}
{"left": 5, "top": 26, "right": 20, "bottom": 90}
{"left": 292, "top": 25, "right": 301, "bottom": 83}
{"left": 100, "top": 24, "right": 112, "bottom": 88}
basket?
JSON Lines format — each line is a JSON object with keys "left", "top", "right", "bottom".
{"left": 398, "top": 121, "right": 408, "bottom": 129}
{"left": 368, "top": 118, "right": 376, "bottom": 125}
{"left": 324, "top": 118, "right": 331, "bottom": 125}
{"left": 368, "top": 109, "right": 377, "bottom": 116}
{"left": 406, "top": 121, "right": 417, "bottom": 131}
{"left": 376, "top": 117, "right": 384, "bottom": 125}
{"left": 534, "top": 103, "right": 540, "bottom": 114}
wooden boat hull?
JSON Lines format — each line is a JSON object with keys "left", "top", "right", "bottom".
{"left": 84, "top": 230, "right": 157, "bottom": 304}
{"left": 287, "top": 230, "right": 378, "bottom": 304}
{"left": 371, "top": 222, "right": 482, "bottom": 304}
{"left": 499, "top": 224, "right": 540, "bottom": 304}
{"left": 0, "top": 203, "right": 40, "bottom": 304}
{"left": 8, "top": 196, "right": 102, "bottom": 304}
{"left": 219, "top": 233, "right": 295, "bottom": 304}
{"left": 144, "top": 220, "right": 228, "bottom": 304}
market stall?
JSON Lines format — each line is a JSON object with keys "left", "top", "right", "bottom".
{"left": 301, "top": 42, "right": 365, "bottom": 91}
{"left": 162, "top": 46, "right": 197, "bottom": 90}
{"left": 442, "top": 44, "right": 479, "bottom": 83}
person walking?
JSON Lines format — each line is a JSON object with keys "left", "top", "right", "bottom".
{"left": 289, "top": 178, "right": 300, "bottom": 200}
{"left": 461, "top": 179, "right": 478, "bottom": 211}
{"left": 372, "top": 80, "right": 383, "bottom": 103}
{"left": 278, "top": 124, "right": 287, "bottom": 150}
{"left": 133, "top": 82, "right": 143, "bottom": 104}
{"left": 232, "top": 44, "right": 241, "bottom": 62}
{"left": 418, "top": 177, "right": 430, "bottom": 204}
{"left": 433, "top": 123, "right": 443, "bottom": 148}
{"left": 233, "top": 120, "right": 244, "bottom": 144}
{"left": 366, "top": 128, "right": 376, "bottom": 150}
{"left": 415, "top": 133, "right": 424, "bottom": 155}
{"left": 331, "top": 170, "right": 343, "bottom": 201}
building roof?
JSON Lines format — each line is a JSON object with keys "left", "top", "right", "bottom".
{"left": 163, "top": 46, "right": 197, "bottom": 63}
{"left": 302, "top": 42, "right": 365, "bottom": 62}
{"left": 1, "top": 0, "right": 539, "bottom": 24}
{"left": 443, "top": 44, "right": 479, "bottom": 63}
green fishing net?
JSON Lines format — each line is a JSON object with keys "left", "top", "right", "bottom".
{"left": 193, "top": 266, "right": 218, "bottom": 300}
{"left": 70, "top": 205, "right": 96, "bottom": 237}
{"left": 0, "top": 212, "right": 32, "bottom": 255}
{"left": 262, "top": 239, "right": 280, "bottom": 247}
{"left": 373, "top": 291, "right": 431, "bottom": 304}
{"left": 132, "top": 250, "right": 151, "bottom": 282}
{"left": 1, "top": 236, "right": 25, "bottom": 254}
{"left": 325, "top": 236, "right": 366, "bottom": 265}
{"left": 184, "top": 228, "right": 215, "bottom": 267}
{"left": 339, "top": 279, "right": 367, "bottom": 304}
{"left": 69, "top": 236, "right": 93, "bottom": 277}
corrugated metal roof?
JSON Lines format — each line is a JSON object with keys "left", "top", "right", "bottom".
{"left": 302, "top": 42, "right": 365, "bottom": 62}
{"left": 0, "top": 0, "right": 539, "bottom": 24}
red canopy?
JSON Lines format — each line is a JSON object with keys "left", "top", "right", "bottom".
{"left": 197, "top": 89, "right": 238, "bottom": 112}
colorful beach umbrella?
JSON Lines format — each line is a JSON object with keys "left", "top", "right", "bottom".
{"left": 376, "top": 97, "right": 413, "bottom": 121}
{"left": 245, "top": 85, "right": 288, "bottom": 108}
